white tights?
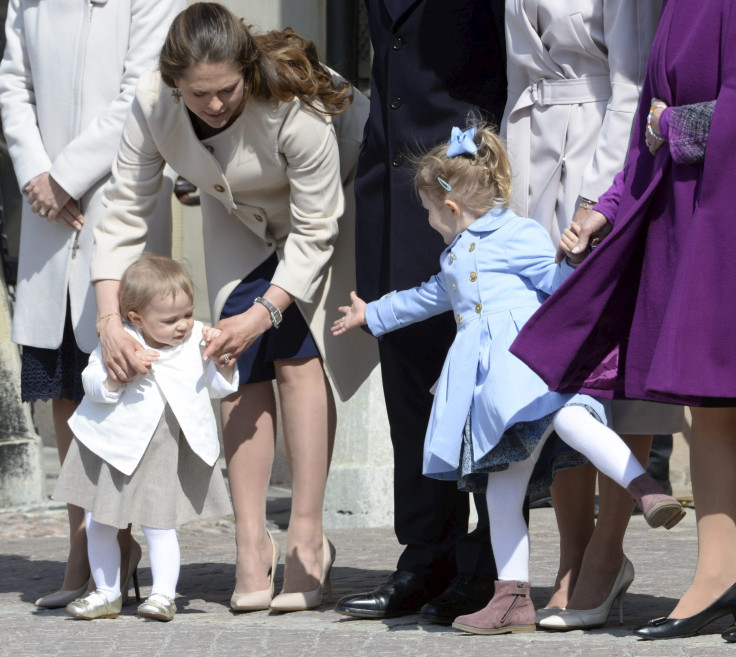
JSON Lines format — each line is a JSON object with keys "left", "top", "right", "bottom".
{"left": 85, "top": 510, "right": 180, "bottom": 601}
{"left": 486, "top": 405, "right": 646, "bottom": 582}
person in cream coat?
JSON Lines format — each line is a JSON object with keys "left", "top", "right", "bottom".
{"left": 0, "top": 0, "right": 183, "bottom": 608}
{"left": 92, "top": 3, "right": 377, "bottom": 614}
{"left": 502, "top": 0, "right": 684, "bottom": 629}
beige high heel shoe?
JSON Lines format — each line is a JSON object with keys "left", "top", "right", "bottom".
{"left": 270, "top": 534, "right": 335, "bottom": 612}
{"left": 230, "top": 529, "right": 281, "bottom": 611}
{"left": 35, "top": 579, "right": 92, "bottom": 609}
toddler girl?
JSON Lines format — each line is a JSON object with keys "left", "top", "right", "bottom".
{"left": 54, "top": 254, "right": 238, "bottom": 622}
{"left": 332, "top": 123, "right": 684, "bottom": 635}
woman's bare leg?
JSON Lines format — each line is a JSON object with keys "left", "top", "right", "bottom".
{"left": 564, "top": 435, "right": 651, "bottom": 610}
{"left": 222, "top": 382, "right": 278, "bottom": 594}
{"left": 670, "top": 407, "right": 736, "bottom": 618}
{"left": 546, "top": 463, "right": 596, "bottom": 608}
{"left": 275, "top": 357, "right": 336, "bottom": 593}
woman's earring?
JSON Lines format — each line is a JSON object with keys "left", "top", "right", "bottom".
{"left": 172, "top": 88, "right": 181, "bottom": 104}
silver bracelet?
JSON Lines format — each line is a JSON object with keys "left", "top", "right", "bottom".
{"left": 253, "top": 296, "right": 282, "bottom": 328}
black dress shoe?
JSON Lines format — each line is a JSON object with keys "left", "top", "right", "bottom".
{"left": 634, "top": 582, "right": 736, "bottom": 640}
{"left": 420, "top": 574, "right": 495, "bottom": 625}
{"left": 334, "top": 571, "right": 431, "bottom": 619}
{"left": 723, "top": 626, "right": 736, "bottom": 642}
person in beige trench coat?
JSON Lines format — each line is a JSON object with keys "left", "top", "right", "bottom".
{"left": 501, "top": 0, "right": 685, "bottom": 628}
{"left": 0, "top": 0, "right": 183, "bottom": 608}
{"left": 92, "top": 3, "right": 377, "bottom": 613}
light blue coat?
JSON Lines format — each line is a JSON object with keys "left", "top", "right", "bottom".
{"left": 366, "top": 207, "right": 607, "bottom": 480}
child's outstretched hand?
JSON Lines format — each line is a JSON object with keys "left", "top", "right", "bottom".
{"left": 332, "top": 291, "right": 367, "bottom": 336}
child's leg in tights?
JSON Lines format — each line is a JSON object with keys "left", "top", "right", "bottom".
{"left": 552, "top": 405, "right": 645, "bottom": 489}
{"left": 486, "top": 437, "right": 548, "bottom": 581}
{"left": 85, "top": 510, "right": 121, "bottom": 602}
{"left": 141, "top": 526, "right": 180, "bottom": 599}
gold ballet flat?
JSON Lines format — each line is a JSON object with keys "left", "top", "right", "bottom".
{"left": 66, "top": 591, "right": 122, "bottom": 620}
{"left": 137, "top": 593, "right": 176, "bottom": 622}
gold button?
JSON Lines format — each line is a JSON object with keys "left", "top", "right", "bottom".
{"left": 475, "top": 303, "right": 482, "bottom": 314}
{"left": 469, "top": 242, "right": 476, "bottom": 252}
{"left": 205, "top": 145, "right": 215, "bottom": 154}
{"left": 469, "top": 272, "right": 477, "bottom": 282}
{"left": 214, "top": 184, "right": 225, "bottom": 192}
{"left": 254, "top": 214, "right": 263, "bottom": 222}
{"left": 384, "top": 292, "right": 392, "bottom": 298}
{"left": 452, "top": 282, "right": 457, "bottom": 291}
{"left": 449, "top": 253, "right": 455, "bottom": 263}
{"left": 456, "top": 313, "right": 462, "bottom": 324}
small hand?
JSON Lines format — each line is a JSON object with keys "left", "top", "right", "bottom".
{"left": 202, "top": 306, "right": 271, "bottom": 367}
{"left": 202, "top": 326, "right": 222, "bottom": 344}
{"left": 570, "top": 209, "right": 612, "bottom": 257}
{"left": 332, "top": 291, "right": 367, "bottom": 336}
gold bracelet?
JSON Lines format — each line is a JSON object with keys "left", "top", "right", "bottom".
{"left": 96, "top": 313, "right": 121, "bottom": 337}
{"left": 95, "top": 312, "right": 120, "bottom": 325}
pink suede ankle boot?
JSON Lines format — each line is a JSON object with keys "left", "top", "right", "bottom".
{"left": 452, "top": 580, "right": 535, "bottom": 635}
{"left": 627, "top": 473, "right": 685, "bottom": 529}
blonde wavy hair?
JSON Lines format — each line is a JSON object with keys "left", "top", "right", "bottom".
{"left": 160, "top": 2, "right": 353, "bottom": 116}
{"left": 414, "top": 117, "right": 512, "bottom": 218}
{"left": 119, "top": 255, "right": 194, "bottom": 319}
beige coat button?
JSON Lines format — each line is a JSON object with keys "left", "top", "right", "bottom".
{"left": 254, "top": 214, "right": 263, "bottom": 222}
{"left": 205, "top": 145, "right": 215, "bottom": 154}
{"left": 469, "top": 272, "right": 478, "bottom": 282}
{"left": 456, "top": 313, "right": 462, "bottom": 324}
{"left": 214, "top": 184, "right": 225, "bottom": 192}
{"left": 469, "top": 242, "right": 476, "bottom": 252}
{"left": 475, "top": 303, "right": 482, "bottom": 314}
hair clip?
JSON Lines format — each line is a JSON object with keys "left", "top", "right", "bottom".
{"left": 172, "top": 88, "right": 182, "bottom": 103}
{"left": 437, "top": 177, "right": 452, "bottom": 191}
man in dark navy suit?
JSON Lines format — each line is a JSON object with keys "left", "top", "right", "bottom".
{"left": 334, "top": 0, "right": 507, "bottom": 623}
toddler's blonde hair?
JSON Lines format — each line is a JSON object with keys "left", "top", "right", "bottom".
{"left": 119, "top": 254, "right": 194, "bottom": 318}
{"left": 414, "top": 117, "right": 512, "bottom": 218}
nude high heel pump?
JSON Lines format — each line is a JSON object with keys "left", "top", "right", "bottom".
{"left": 230, "top": 529, "right": 281, "bottom": 611}
{"left": 35, "top": 579, "right": 92, "bottom": 609}
{"left": 538, "top": 555, "right": 635, "bottom": 630}
{"left": 269, "top": 534, "right": 335, "bottom": 612}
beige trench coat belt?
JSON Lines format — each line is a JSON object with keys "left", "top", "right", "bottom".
{"left": 527, "top": 75, "right": 612, "bottom": 107}
{"left": 506, "top": 75, "right": 612, "bottom": 217}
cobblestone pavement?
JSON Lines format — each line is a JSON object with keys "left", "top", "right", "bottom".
{"left": 0, "top": 453, "right": 728, "bottom": 656}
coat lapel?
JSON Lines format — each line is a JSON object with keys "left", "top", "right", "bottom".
{"left": 384, "top": 0, "right": 423, "bottom": 25}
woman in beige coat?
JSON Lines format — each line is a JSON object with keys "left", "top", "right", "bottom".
{"left": 502, "top": 0, "right": 684, "bottom": 629}
{"left": 92, "top": 3, "right": 376, "bottom": 613}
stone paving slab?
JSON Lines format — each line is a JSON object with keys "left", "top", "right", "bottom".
{"left": 0, "top": 501, "right": 729, "bottom": 656}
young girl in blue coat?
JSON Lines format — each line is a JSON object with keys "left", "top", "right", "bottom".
{"left": 54, "top": 255, "right": 238, "bottom": 622}
{"left": 332, "top": 122, "right": 684, "bottom": 635}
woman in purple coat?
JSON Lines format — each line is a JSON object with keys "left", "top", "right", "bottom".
{"left": 512, "top": 0, "right": 736, "bottom": 641}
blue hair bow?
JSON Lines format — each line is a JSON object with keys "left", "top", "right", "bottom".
{"left": 446, "top": 127, "right": 478, "bottom": 157}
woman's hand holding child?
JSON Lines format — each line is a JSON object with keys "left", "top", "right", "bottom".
{"left": 332, "top": 291, "right": 367, "bottom": 335}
